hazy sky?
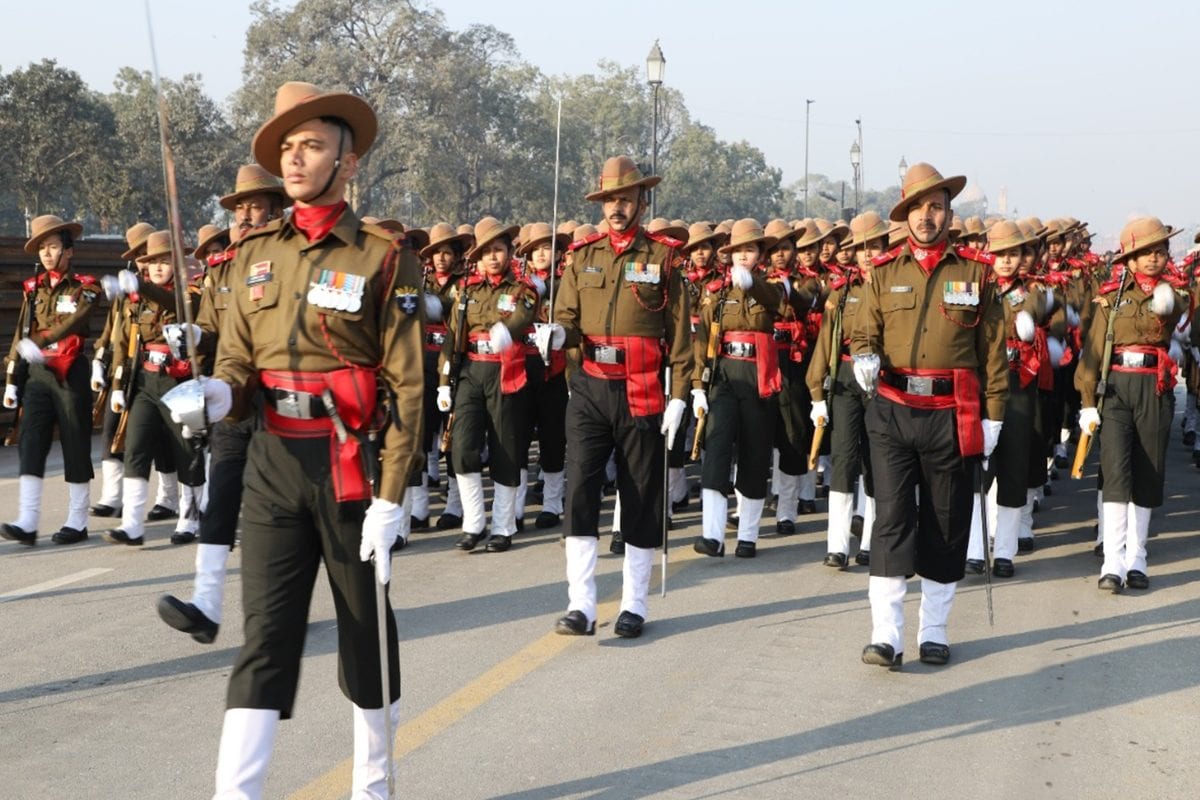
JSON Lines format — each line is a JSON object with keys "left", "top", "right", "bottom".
{"left": 4, "top": 0, "right": 1198, "bottom": 247}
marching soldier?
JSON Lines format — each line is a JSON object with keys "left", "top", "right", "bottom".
{"left": 965, "top": 220, "right": 1050, "bottom": 578}
{"left": 691, "top": 219, "right": 789, "bottom": 558}
{"left": 157, "top": 163, "right": 290, "bottom": 643}
{"left": 1077, "top": 217, "right": 1187, "bottom": 593}
{"left": 807, "top": 211, "right": 889, "bottom": 569}
{"left": 435, "top": 217, "right": 538, "bottom": 553}
{"left": 851, "top": 162, "right": 1007, "bottom": 669}
{"left": 189, "top": 82, "right": 423, "bottom": 798}
{"left": 102, "top": 231, "right": 205, "bottom": 547}
{"left": 551, "top": 155, "right": 691, "bottom": 639}
{"left": 1, "top": 216, "right": 101, "bottom": 545}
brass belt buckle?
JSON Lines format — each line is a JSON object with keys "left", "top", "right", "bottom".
{"left": 276, "top": 389, "right": 312, "bottom": 420}
{"left": 907, "top": 376, "right": 933, "bottom": 396}
{"left": 594, "top": 346, "right": 618, "bottom": 364}
{"left": 148, "top": 351, "right": 168, "bottom": 366}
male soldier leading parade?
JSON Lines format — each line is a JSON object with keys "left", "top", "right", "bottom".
{"left": 157, "top": 163, "right": 291, "bottom": 644}
{"left": 851, "top": 162, "right": 1007, "bottom": 669}
{"left": 550, "top": 156, "right": 691, "bottom": 639}
{"left": 178, "top": 82, "right": 424, "bottom": 798}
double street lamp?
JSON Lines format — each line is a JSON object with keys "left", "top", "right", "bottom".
{"left": 646, "top": 40, "right": 666, "bottom": 218}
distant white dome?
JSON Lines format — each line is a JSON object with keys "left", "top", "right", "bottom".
{"left": 960, "top": 181, "right": 986, "bottom": 204}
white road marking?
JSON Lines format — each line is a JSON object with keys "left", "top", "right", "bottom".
{"left": 0, "top": 567, "right": 113, "bottom": 603}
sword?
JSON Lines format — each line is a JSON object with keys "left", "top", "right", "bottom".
{"left": 977, "top": 459, "right": 994, "bottom": 626}
{"left": 542, "top": 95, "right": 563, "bottom": 366}
{"left": 661, "top": 365, "right": 670, "bottom": 597}
{"left": 374, "top": 575, "right": 396, "bottom": 800}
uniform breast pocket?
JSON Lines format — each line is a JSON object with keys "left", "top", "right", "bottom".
{"left": 319, "top": 304, "right": 365, "bottom": 324}
{"left": 632, "top": 281, "right": 666, "bottom": 311}
{"left": 940, "top": 303, "right": 981, "bottom": 328}
{"left": 881, "top": 292, "right": 916, "bottom": 313}
{"left": 213, "top": 287, "right": 232, "bottom": 312}
{"left": 246, "top": 281, "right": 280, "bottom": 314}
{"left": 577, "top": 271, "right": 607, "bottom": 293}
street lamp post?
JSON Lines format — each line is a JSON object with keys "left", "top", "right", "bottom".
{"left": 803, "top": 99, "right": 814, "bottom": 217}
{"left": 849, "top": 140, "right": 862, "bottom": 216}
{"left": 646, "top": 40, "right": 666, "bottom": 218}
{"left": 898, "top": 156, "right": 908, "bottom": 185}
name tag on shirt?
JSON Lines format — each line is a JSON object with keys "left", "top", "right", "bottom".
{"left": 944, "top": 281, "right": 979, "bottom": 306}
{"left": 55, "top": 295, "right": 77, "bottom": 314}
{"left": 624, "top": 262, "right": 661, "bottom": 285}
{"left": 583, "top": 265, "right": 603, "bottom": 274}
{"left": 890, "top": 285, "right": 913, "bottom": 293}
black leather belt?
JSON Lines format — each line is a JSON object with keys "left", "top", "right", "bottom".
{"left": 426, "top": 331, "right": 447, "bottom": 346}
{"left": 722, "top": 341, "right": 756, "bottom": 358}
{"left": 882, "top": 372, "right": 953, "bottom": 396}
{"left": 468, "top": 340, "right": 499, "bottom": 355}
{"left": 1113, "top": 351, "right": 1158, "bottom": 368}
{"left": 772, "top": 328, "right": 793, "bottom": 343}
{"left": 263, "top": 387, "right": 329, "bottom": 419}
{"left": 584, "top": 344, "right": 625, "bottom": 364}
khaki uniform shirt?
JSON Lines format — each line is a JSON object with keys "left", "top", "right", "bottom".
{"left": 111, "top": 282, "right": 202, "bottom": 379}
{"left": 436, "top": 269, "right": 538, "bottom": 385}
{"left": 6, "top": 270, "right": 101, "bottom": 375}
{"left": 213, "top": 209, "right": 425, "bottom": 503}
{"left": 554, "top": 229, "right": 692, "bottom": 399}
{"left": 851, "top": 243, "right": 1009, "bottom": 420}
{"left": 692, "top": 269, "right": 789, "bottom": 390}
{"left": 806, "top": 273, "right": 869, "bottom": 400}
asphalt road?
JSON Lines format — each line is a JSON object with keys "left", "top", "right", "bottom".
{"left": 1, "top": 406, "right": 1199, "bottom": 799}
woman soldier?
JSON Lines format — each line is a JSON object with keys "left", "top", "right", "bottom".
{"left": 515, "top": 221, "right": 572, "bottom": 529}
{"left": 1, "top": 216, "right": 101, "bottom": 545}
{"left": 806, "top": 211, "right": 889, "bottom": 569}
{"left": 436, "top": 217, "right": 538, "bottom": 552}
{"left": 691, "top": 219, "right": 790, "bottom": 557}
{"left": 1076, "top": 217, "right": 1188, "bottom": 592}
{"left": 964, "top": 221, "right": 1050, "bottom": 577}
{"left": 103, "top": 231, "right": 205, "bottom": 546}
{"left": 413, "top": 223, "right": 471, "bottom": 532}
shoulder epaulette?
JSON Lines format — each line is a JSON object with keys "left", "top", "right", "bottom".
{"left": 1098, "top": 276, "right": 1123, "bottom": 295}
{"left": 645, "top": 230, "right": 684, "bottom": 249}
{"left": 75, "top": 274, "right": 97, "bottom": 286}
{"left": 22, "top": 276, "right": 37, "bottom": 293}
{"left": 241, "top": 218, "right": 283, "bottom": 242}
{"left": 207, "top": 250, "right": 236, "bottom": 268}
{"left": 955, "top": 245, "right": 995, "bottom": 266}
{"left": 705, "top": 277, "right": 726, "bottom": 294}
{"left": 359, "top": 222, "right": 398, "bottom": 245}
{"left": 465, "top": 274, "right": 485, "bottom": 288}
{"left": 872, "top": 245, "right": 904, "bottom": 267}
{"left": 829, "top": 275, "right": 849, "bottom": 291}
{"left": 567, "top": 231, "right": 606, "bottom": 252}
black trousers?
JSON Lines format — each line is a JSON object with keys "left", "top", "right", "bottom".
{"left": 449, "top": 359, "right": 528, "bottom": 487}
{"left": 101, "top": 393, "right": 176, "bottom": 470}
{"left": 564, "top": 371, "right": 664, "bottom": 549}
{"left": 123, "top": 370, "right": 204, "bottom": 485}
{"left": 1099, "top": 371, "right": 1173, "bottom": 507}
{"left": 227, "top": 433, "right": 399, "bottom": 718}
{"left": 524, "top": 358, "right": 568, "bottom": 473}
{"left": 18, "top": 360, "right": 93, "bottom": 483}
{"left": 199, "top": 416, "right": 255, "bottom": 547}
{"left": 775, "top": 356, "right": 811, "bottom": 475}
{"left": 867, "top": 396, "right": 973, "bottom": 584}
{"left": 986, "top": 374, "right": 1043, "bottom": 507}
{"left": 700, "top": 358, "right": 776, "bottom": 499}
{"left": 827, "top": 360, "right": 873, "bottom": 495}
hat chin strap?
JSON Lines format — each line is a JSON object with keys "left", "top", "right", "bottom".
{"left": 299, "top": 122, "right": 346, "bottom": 205}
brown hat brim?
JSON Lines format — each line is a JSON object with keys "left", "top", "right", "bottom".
{"left": 194, "top": 227, "right": 231, "bottom": 256}
{"left": 465, "top": 224, "right": 520, "bottom": 262}
{"left": 420, "top": 232, "right": 472, "bottom": 260}
{"left": 252, "top": 93, "right": 378, "bottom": 178}
{"left": 888, "top": 175, "right": 967, "bottom": 222}
{"left": 680, "top": 231, "right": 724, "bottom": 254}
{"left": 1112, "top": 227, "right": 1183, "bottom": 264}
{"left": 218, "top": 185, "right": 292, "bottom": 211}
{"left": 584, "top": 175, "right": 662, "bottom": 202}
{"left": 25, "top": 221, "right": 83, "bottom": 254}
{"left": 517, "top": 232, "right": 571, "bottom": 258}
{"left": 718, "top": 234, "right": 778, "bottom": 257}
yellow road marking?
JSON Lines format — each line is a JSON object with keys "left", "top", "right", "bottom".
{"left": 290, "top": 539, "right": 702, "bottom": 798}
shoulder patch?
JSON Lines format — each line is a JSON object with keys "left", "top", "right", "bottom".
{"left": 645, "top": 230, "right": 684, "bottom": 249}
{"left": 567, "top": 231, "right": 606, "bottom": 252}
{"left": 955, "top": 245, "right": 996, "bottom": 266}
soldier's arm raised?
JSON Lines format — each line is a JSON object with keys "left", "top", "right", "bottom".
{"left": 32, "top": 284, "right": 100, "bottom": 347}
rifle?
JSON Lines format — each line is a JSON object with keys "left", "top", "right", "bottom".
{"left": 110, "top": 308, "right": 142, "bottom": 455}
{"left": 1071, "top": 254, "right": 1120, "bottom": 479}
{"left": 690, "top": 273, "right": 730, "bottom": 460}
{"left": 809, "top": 276, "right": 851, "bottom": 469}
{"left": 4, "top": 265, "right": 38, "bottom": 447}
{"left": 439, "top": 282, "right": 471, "bottom": 453}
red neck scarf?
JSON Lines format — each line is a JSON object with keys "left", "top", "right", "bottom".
{"left": 907, "top": 238, "right": 949, "bottom": 276}
{"left": 608, "top": 225, "right": 638, "bottom": 256}
{"left": 1133, "top": 271, "right": 1160, "bottom": 294}
{"left": 483, "top": 267, "right": 510, "bottom": 287}
{"left": 47, "top": 270, "right": 66, "bottom": 288}
{"left": 293, "top": 200, "right": 347, "bottom": 243}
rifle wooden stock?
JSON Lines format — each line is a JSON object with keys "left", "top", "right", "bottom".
{"left": 111, "top": 407, "right": 130, "bottom": 455}
{"left": 690, "top": 409, "right": 706, "bottom": 461}
{"left": 92, "top": 386, "right": 109, "bottom": 428}
{"left": 808, "top": 420, "right": 826, "bottom": 471}
{"left": 4, "top": 407, "right": 20, "bottom": 447}
{"left": 440, "top": 411, "right": 454, "bottom": 454}
{"left": 1070, "top": 430, "right": 1092, "bottom": 479}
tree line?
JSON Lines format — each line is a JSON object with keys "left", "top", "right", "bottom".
{"left": 0, "top": 0, "right": 906, "bottom": 238}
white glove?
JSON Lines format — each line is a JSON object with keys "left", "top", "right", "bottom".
{"left": 731, "top": 264, "right": 754, "bottom": 290}
{"left": 359, "top": 497, "right": 402, "bottom": 584}
{"left": 1169, "top": 339, "right": 1184, "bottom": 365}
{"left": 1046, "top": 336, "right": 1065, "bottom": 367}
{"left": 423, "top": 293, "right": 443, "bottom": 322}
{"left": 810, "top": 400, "right": 828, "bottom": 427}
{"left": 2, "top": 384, "right": 17, "bottom": 410}
{"left": 660, "top": 397, "right": 687, "bottom": 448}
{"left": 1065, "top": 305, "right": 1080, "bottom": 328}
{"left": 489, "top": 321, "right": 513, "bottom": 353}
{"left": 163, "top": 323, "right": 202, "bottom": 361}
{"left": 1079, "top": 406, "right": 1101, "bottom": 434}
{"left": 110, "top": 389, "right": 126, "bottom": 414}
{"left": 1044, "top": 287, "right": 1056, "bottom": 313}
{"left": 100, "top": 274, "right": 125, "bottom": 301}
{"left": 982, "top": 419, "right": 1003, "bottom": 458}
{"left": 691, "top": 388, "right": 708, "bottom": 418}
{"left": 853, "top": 353, "right": 881, "bottom": 394}
{"left": 1174, "top": 321, "right": 1191, "bottom": 344}
{"left": 533, "top": 323, "right": 565, "bottom": 354}
{"left": 118, "top": 270, "right": 140, "bottom": 296}
{"left": 436, "top": 385, "right": 452, "bottom": 412}
{"left": 530, "top": 275, "right": 546, "bottom": 298}
{"left": 1015, "top": 310, "right": 1036, "bottom": 343}
{"left": 1151, "top": 282, "right": 1175, "bottom": 316}
{"left": 167, "top": 377, "right": 232, "bottom": 425}
{"left": 90, "top": 359, "right": 107, "bottom": 391}
{"left": 16, "top": 338, "right": 43, "bottom": 364}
